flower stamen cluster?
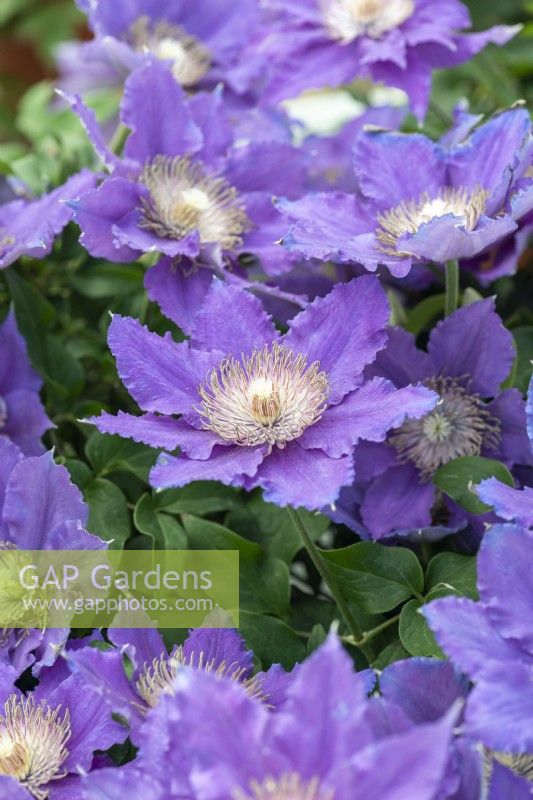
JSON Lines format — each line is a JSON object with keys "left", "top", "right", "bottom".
{"left": 321, "top": 0, "right": 415, "bottom": 43}
{"left": 233, "top": 773, "right": 334, "bottom": 800}
{"left": 0, "top": 694, "right": 71, "bottom": 800}
{"left": 139, "top": 156, "right": 250, "bottom": 250}
{"left": 376, "top": 186, "right": 490, "bottom": 255}
{"left": 128, "top": 16, "right": 211, "bottom": 86}
{"left": 389, "top": 376, "right": 501, "bottom": 478}
{"left": 198, "top": 343, "right": 329, "bottom": 450}
{"left": 136, "top": 648, "right": 266, "bottom": 709}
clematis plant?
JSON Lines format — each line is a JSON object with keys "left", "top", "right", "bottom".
{"left": 66, "top": 627, "right": 287, "bottom": 741}
{"left": 59, "top": 0, "right": 264, "bottom": 100}
{"left": 87, "top": 276, "right": 436, "bottom": 510}
{"left": 0, "top": 311, "right": 51, "bottom": 455}
{"left": 0, "top": 439, "right": 104, "bottom": 677}
{"left": 278, "top": 107, "right": 533, "bottom": 310}
{"left": 66, "top": 60, "right": 306, "bottom": 277}
{"left": 258, "top": 0, "right": 519, "bottom": 119}
{"left": 425, "top": 524, "right": 533, "bottom": 770}
{"left": 335, "top": 299, "right": 532, "bottom": 539}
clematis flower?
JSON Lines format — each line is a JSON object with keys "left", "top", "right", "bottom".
{"left": 341, "top": 299, "right": 532, "bottom": 539}
{"left": 477, "top": 374, "right": 533, "bottom": 528}
{"left": 0, "top": 663, "right": 125, "bottom": 799}
{"left": 86, "top": 277, "right": 436, "bottom": 509}
{"left": 0, "top": 170, "right": 96, "bottom": 269}
{"left": 66, "top": 627, "right": 286, "bottom": 741}
{"left": 67, "top": 60, "right": 306, "bottom": 276}
{"left": 278, "top": 108, "right": 533, "bottom": 279}
{"left": 114, "top": 634, "right": 457, "bottom": 800}
{"left": 424, "top": 524, "right": 533, "bottom": 767}
{"left": 58, "top": 0, "right": 263, "bottom": 101}
{"left": 0, "top": 311, "right": 51, "bottom": 455}
{"left": 258, "top": 0, "right": 519, "bottom": 119}
{"left": 0, "top": 439, "right": 104, "bottom": 677}
{"left": 378, "top": 657, "right": 481, "bottom": 799}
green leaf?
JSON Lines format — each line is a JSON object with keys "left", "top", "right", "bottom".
{"left": 426, "top": 552, "right": 478, "bottom": 600}
{"left": 84, "top": 478, "right": 131, "bottom": 550}
{"left": 134, "top": 494, "right": 187, "bottom": 550}
{"left": 306, "top": 624, "right": 327, "bottom": 654}
{"left": 511, "top": 326, "right": 533, "bottom": 393}
{"left": 182, "top": 516, "right": 290, "bottom": 618}
{"left": 405, "top": 294, "right": 445, "bottom": 335}
{"left": 323, "top": 542, "right": 424, "bottom": 613}
{"left": 433, "top": 455, "right": 514, "bottom": 514}
{"left": 85, "top": 432, "right": 158, "bottom": 482}
{"left": 64, "top": 458, "right": 93, "bottom": 490}
{"left": 182, "top": 515, "right": 261, "bottom": 559}
{"left": 373, "top": 639, "right": 410, "bottom": 670}
{"left": 227, "top": 498, "right": 329, "bottom": 563}
{"left": 399, "top": 600, "right": 444, "bottom": 658}
{"left": 155, "top": 482, "right": 242, "bottom": 515}
{"left": 4, "top": 266, "right": 55, "bottom": 364}
{"left": 239, "top": 611, "right": 306, "bottom": 669}
{"left": 71, "top": 262, "right": 145, "bottom": 299}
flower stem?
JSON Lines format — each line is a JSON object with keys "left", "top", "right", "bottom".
{"left": 444, "top": 259, "right": 459, "bottom": 316}
{"left": 287, "top": 507, "right": 374, "bottom": 662}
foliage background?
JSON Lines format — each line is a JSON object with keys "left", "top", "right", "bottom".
{"left": 0, "top": 0, "right": 531, "bottom": 672}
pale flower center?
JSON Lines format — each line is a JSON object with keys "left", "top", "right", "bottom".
{"left": 139, "top": 156, "right": 250, "bottom": 251}
{"left": 128, "top": 16, "right": 211, "bottom": 87}
{"left": 136, "top": 647, "right": 266, "bottom": 709}
{"left": 198, "top": 343, "right": 329, "bottom": 451}
{"left": 233, "top": 774, "right": 334, "bottom": 800}
{"left": 0, "top": 694, "right": 70, "bottom": 800}
{"left": 321, "top": 0, "right": 415, "bottom": 43}
{"left": 376, "top": 186, "right": 489, "bottom": 256}
{"left": 389, "top": 376, "right": 501, "bottom": 479}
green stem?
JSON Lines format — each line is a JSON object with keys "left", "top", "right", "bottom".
{"left": 347, "top": 614, "right": 401, "bottom": 648}
{"left": 287, "top": 507, "right": 374, "bottom": 662}
{"left": 109, "top": 124, "right": 129, "bottom": 156}
{"left": 444, "top": 259, "right": 459, "bottom": 316}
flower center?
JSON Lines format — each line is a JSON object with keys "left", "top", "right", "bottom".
{"left": 233, "top": 774, "right": 334, "bottom": 800}
{"left": 0, "top": 694, "right": 70, "bottom": 800}
{"left": 389, "top": 376, "right": 501, "bottom": 479}
{"left": 486, "top": 750, "right": 533, "bottom": 783}
{"left": 139, "top": 156, "right": 250, "bottom": 251}
{"left": 136, "top": 647, "right": 266, "bottom": 709}
{"left": 376, "top": 186, "right": 489, "bottom": 256}
{"left": 128, "top": 16, "right": 211, "bottom": 87}
{"left": 198, "top": 343, "right": 329, "bottom": 451}
{"left": 321, "top": 0, "right": 414, "bottom": 42}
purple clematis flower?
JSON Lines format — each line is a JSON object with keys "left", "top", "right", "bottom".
{"left": 0, "top": 662, "right": 126, "bottom": 800}
{"left": 477, "top": 374, "right": 533, "bottom": 528}
{"left": 0, "top": 439, "right": 104, "bottom": 677}
{"left": 87, "top": 276, "right": 436, "bottom": 509}
{"left": 66, "top": 626, "right": 286, "bottom": 742}
{"left": 67, "top": 60, "right": 306, "bottom": 277}
{"left": 58, "top": 0, "right": 263, "bottom": 101}
{"left": 0, "top": 170, "right": 96, "bottom": 270}
{"left": 121, "top": 633, "right": 457, "bottom": 800}
{"left": 424, "top": 524, "right": 533, "bottom": 771}
{"left": 379, "top": 657, "right": 481, "bottom": 800}
{"left": 278, "top": 108, "right": 533, "bottom": 279}
{"left": 487, "top": 761, "right": 533, "bottom": 800}
{"left": 0, "top": 310, "right": 51, "bottom": 455}
{"left": 258, "top": 0, "right": 519, "bottom": 119}
{"left": 343, "top": 299, "right": 532, "bottom": 539}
